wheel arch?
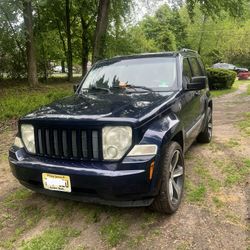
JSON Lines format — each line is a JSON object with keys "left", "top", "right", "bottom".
{"left": 138, "top": 113, "right": 184, "bottom": 154}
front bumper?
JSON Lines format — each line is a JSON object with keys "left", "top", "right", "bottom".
{"left": 9, "top": 146, "right": 161, "bottom": 207}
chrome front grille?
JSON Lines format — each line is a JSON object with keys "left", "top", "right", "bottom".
{"left": 35, "top": 127, "right": 101, "bottom": 161}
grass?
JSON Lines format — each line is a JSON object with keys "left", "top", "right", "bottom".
{"left": 140, "top": 211, "right": 158, "bottom": 229}
{"left": 80, "top": 204, "right": 103, "bottom": 223}
{"left": 21, "top": 227, "right": 81, "bottom": 250}
{"left": 0, "top": 82, "right": 73, "bottom": 121}
{"left": 247, "top": 84, "right": 250, "bottom": 95}
{"left": 212, "top": 197, "right": 224, "bottom": 208}
{"left": 100, "top": 216, "right": 128, "bottom": 247}
{"left": 185, "top": 180, "right": 206, "bottom": 202}
{"left": 238, "top": 112, "right": 250, "bottom": 136}
{"left": 0, "top": 205, "right": 43, "bottom": 249}
{"left": 226, "top": 138, "right": 240, "bottom": 148}
{"left": 214, "top": 158, "right": 250, "bottom": 186}
{"left": 194, "top": 162, "right": 221, "bottom": 192}
{"left": 210, "top": 87, "right": 237, "bottom": 97}
{"left": 0, "top": 189, "right": 43, "bottom": 249}
{"left": 210, "top": 79, "right": 250, "bottom": 97}
{"left": 3, "top": 188, "right": 32, "bottom": 208}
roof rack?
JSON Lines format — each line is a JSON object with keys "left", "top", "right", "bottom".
{"left": 180, "top": 48, "right": 198, "bottom": 54}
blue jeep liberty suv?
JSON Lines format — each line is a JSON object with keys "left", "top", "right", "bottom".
{"left": 9, "top": 49, "right": 213, "bottom": 214}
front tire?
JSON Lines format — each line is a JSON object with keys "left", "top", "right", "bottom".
{"left": 150, "top": 142, "right": 185, "bottom": 214}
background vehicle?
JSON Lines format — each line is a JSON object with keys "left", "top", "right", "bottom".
{"left": 212, "top": 62, "right": 248, "bottom": 74}
{"left": 9, "top": 49, "right": 212, "bottom": 214}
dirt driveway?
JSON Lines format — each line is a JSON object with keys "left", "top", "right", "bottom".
{"left": 0, "top": 84, "right": 249, "bottom": 250}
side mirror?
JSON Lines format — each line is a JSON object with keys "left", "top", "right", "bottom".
{"left": 187, "top": 76, "right": 207, "bottom": 91}
{"left": 73, "top": 84, "right": 79, "bottom": 92}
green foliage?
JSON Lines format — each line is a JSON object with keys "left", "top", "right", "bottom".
{"left": 1, "top": 0, "right": 250, "bottom": 80}
{"left": 247, "top": 83, "right": 250, "bottom": 95}
{"left": 101, "top": 216, "right": 128, "bottom": 247}
{"left": 185, "top": 181, "right": 206, "bottom": 202}
{"left": 186, "top": 0, "right": 246, "bottom": 18}
{"left": 239, "top": 112, "right": 250, "bottom": 136}
{"left": 141, "top": 5, "right": 188, "bottom": 51}
{"left": 0, "top": 83, "right": 72, "bottom": 120}
{"left": 210, "top": 88, "right": 237, "bottom": 97}
{"left": 21, "top": 228, "right": 81, "bottom": 250}
{"left": 207, "top": 68, "right": 237, "bottom": 90}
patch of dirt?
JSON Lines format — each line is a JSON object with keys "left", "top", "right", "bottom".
{"left": 0, "top": 83, "right": 249, "bottom": 250}
{"left": 0, "top": 128, "right": 20, "bottom": 201}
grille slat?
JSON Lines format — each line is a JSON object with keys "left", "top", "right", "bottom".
{"left": 81, "top": 131, "right": 88, "bottom": 158}
{"left": 36, "top": 127, "right": 101, "bottom": 161}
{"left": 62, "top": 130, "right": 68, "bottom": 157}
{"left": 53, "top": 130, "right": 59, "bottom": 156}
{"left": 45, "top": 129, "right": 51, "bottom": 155}
{"left": 72, "top": 130, "right": 77, "bottom": 158}
{"left": 92, "top": 131, "right": 99, "bottom": 159}
{"left": 38, "top": 129, "right": 43, "bottom": 154}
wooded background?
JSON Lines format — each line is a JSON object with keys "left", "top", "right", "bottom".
{"left": 0, "top": 0, "right": 249, "bottom": 86}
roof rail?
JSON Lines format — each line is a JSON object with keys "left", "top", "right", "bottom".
{"left": 180, "top": 48, "right": 198, "bottom": 54}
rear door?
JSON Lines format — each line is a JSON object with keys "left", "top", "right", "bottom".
{"left": 189, "top": 57, "right": 207, "bottom": 118}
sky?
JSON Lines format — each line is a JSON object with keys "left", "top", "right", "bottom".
{"left": 133, "top": 0, "right": 171, "bottom": 22}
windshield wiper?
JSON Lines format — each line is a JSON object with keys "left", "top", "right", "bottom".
{"left": 81, "top": 86, "right": 112, "bottom": 94}
{"left": 126, "top": 85, "right": 153, "bottom": 92}
{"left": 112, "top": 84, "right": 153, "bottom": 92}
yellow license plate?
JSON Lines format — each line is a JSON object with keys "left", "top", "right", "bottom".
{"left": 42, "top": 173, "right": 71, "bottom": 193}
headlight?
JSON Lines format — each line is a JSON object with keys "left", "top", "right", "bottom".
{"left": 14, "top": 137, "right": 24, "bottom": 148}
{"left": 21, "top": 124, "right": 36, "bottom": 153}
{"left": 102, "top": 126, "right": 132, "bottom": 160}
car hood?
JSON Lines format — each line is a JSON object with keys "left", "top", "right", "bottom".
{"left": 23, "top": 91, "right": 175, "bottom": 123}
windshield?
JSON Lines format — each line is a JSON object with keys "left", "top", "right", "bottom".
{"left": 79, "top": 57, "right": 178, "bottom": 92}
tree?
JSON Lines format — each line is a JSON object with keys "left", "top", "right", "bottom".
{"left": 74, "top": 0, "right": 97, "bottom": 76}
{"left": 23, "top": 0, "right": 38, "bottom": 86}
{"left": 93, "top": 0, "right": 110, "bottom": 62}
{"left": 0, "top": 0, "right": 26, "bottom": 79}
{"left": 185, "top": 0, "right": 246, "bottom": 18}
{"left": 65, "top": 0, "right": 73, "bottom": 81}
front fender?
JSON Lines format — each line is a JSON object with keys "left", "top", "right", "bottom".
{"left": 139, "top": 112, "right": 183, "bottom": 152}
{"left": 136, "top": 112, "right": 183, "bottom": 196}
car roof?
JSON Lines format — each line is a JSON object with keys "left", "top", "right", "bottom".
{"left": 96, "top": 49, "right": 199, "bottom": 65}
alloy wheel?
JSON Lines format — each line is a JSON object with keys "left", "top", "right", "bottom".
{"left": 168, "top": 150, "right": 184, "bottom": 205}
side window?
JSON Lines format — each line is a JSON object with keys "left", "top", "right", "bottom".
{"left": 197, "top": 57, "right": 206, "bottom": 75}
{"left": 183, "top": 58, "right": 192, "bottom": 84}
{"left": 189, "top": 57, "right": 203, "bottom": 77}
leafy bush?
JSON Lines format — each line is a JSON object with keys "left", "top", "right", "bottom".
{"left": 207, "top": 68, "right": 237, "bottom": 90}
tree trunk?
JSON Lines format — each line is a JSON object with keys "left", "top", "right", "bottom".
{"left": 197, "top": 15, "right": 207, "bottom": 55}
{"left": 80, "top": 16, "right": 89, "bottom": 77}
{"left": 61, "top": 60, "right": 66, "bottom": 73}
{"left": 92, "top": 0, "right": 110, "bottom": 63}
{"left": 23, "top": 0, "right": 38, "bottom": 86}
{"left": 66, "top": 0, "right": 73, "bottom": 81}
{"left": 56, "top": 20, "right": 67, "bottom": 69}
{"left": 36, "top": 4, "right": 48, "bottom": 83}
